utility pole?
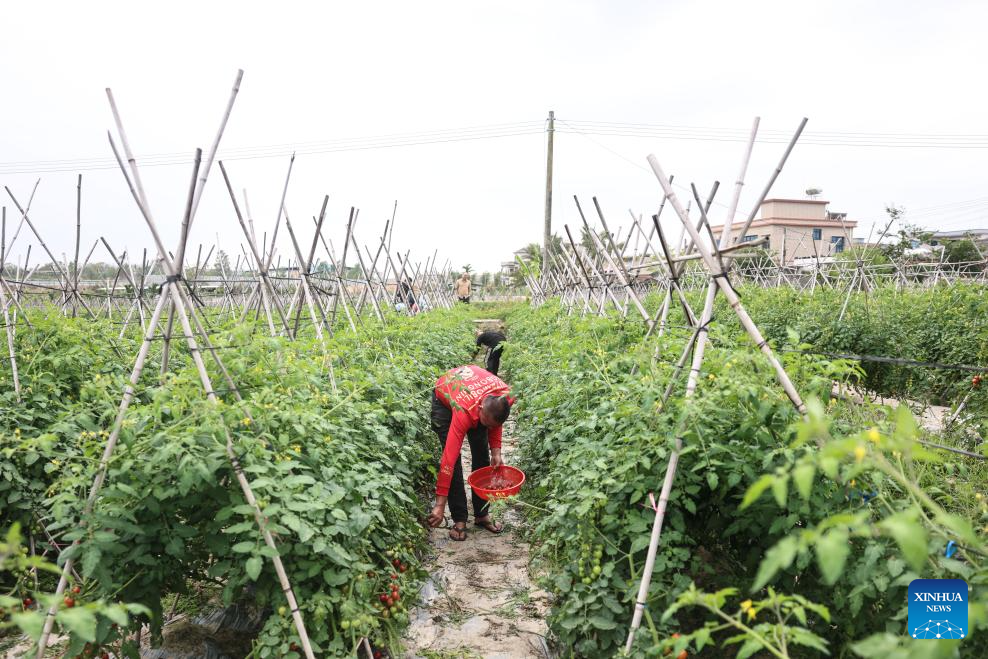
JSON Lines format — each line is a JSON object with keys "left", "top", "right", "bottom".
{"left": 542, "top": 110, "right": 555, "bottom": 281}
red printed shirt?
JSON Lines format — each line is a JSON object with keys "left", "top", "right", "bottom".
{"left": 434, "top": 365, "right": 513, "bottom": 497}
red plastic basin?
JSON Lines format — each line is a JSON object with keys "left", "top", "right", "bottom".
{"left": 467, "top": 465, "right": 526, "bottom": 501}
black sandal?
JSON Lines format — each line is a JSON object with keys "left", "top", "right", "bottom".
{"left": 474, "top": 517, "right": 504, "bottom": 534}
{"left": 449, "top": 523, "right": 467, "bottom": 541}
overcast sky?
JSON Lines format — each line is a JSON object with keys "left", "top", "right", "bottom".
{"left": 2, "top": 1, "right": 986, "bottom": 273}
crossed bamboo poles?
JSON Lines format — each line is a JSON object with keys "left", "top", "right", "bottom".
{"left": 0, "top": 172, "right": 455, "bottom": 431}
{"left": 518, "top": 117, "right": 812, "bottom": 651}
{"left": 26, "top": 71, "right": 451, "bottom": 659}
{"left": 532, "top": 116, "right": 987, "bottom": 649}
{"left": 519, "top": 118, "right": 987, "bottom": 650}
{"left": 2, "top": 85, "right": 986, "bottom": 656}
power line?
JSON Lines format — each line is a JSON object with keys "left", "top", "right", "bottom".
{"left": 555, "top": 129, "right": 988, "bottom": 149}
{"left": 559, "top": 119, "right": 988, "bottom": 148}
{"left": 0, "top": 122, "right": 544, "bottom": 175}
{"left": 7, "top": 115, "right": 988, "bottom": 177}
{"left": 559, "top": 119, "right": 988, "bottom": 139}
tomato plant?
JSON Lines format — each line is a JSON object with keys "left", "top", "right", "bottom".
{"left": 505, "top": 296, "right": 986, "bottom": 657}
{"left": 1, "top": 307, "right": 475, "bottom": 656}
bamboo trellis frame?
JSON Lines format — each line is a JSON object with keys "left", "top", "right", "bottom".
{"left": 4, "top": 70, "right": 458, "bottom": 658}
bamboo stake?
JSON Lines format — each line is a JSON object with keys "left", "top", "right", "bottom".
{"left": 4, "top": 179, "right": 39, "bottom": 256}
{"left": 0, "top": 274, "right": 20, "bottom": 401}
{"left": 73, "top": 175, "right": 82, "bottom": 316}
{"left": 218, "top": 162, "right": 293, "bottom": 336}
{"left": 39, "top": 78, "right": 316, "bottom": 659}
{"left": 648, "top": 156, "right": 806, "bottom": 413}
{"left": 625, "top": 126, "right": 809, "bottom": 653}
{"left": 283, "top": 204, "right": 328, "bottom": 339}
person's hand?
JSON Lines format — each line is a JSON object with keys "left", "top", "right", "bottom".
{"left": 491, "top": 449, "right": 504, "bottom": 469}
{"left": 427, "top": 498, "right": 447, "bottom": 527}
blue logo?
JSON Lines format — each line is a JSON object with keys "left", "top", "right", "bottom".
{"left": 908, "top": 579, "right": 968, "bottom": 640}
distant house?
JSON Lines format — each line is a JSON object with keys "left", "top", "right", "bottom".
{"left": 501, "top": 247, "right": 536, "bottom": 279}
{"left": 929, "top": 228, "right": 988, "bottom": 248}
{"left": 270, "top": 266, "right": 301, "bottom": 280}
{"left": 711, "top": 198, "right": 857, "bottom": 264}
{"left": 500, "top": 261, "right": 520, "bottom": 276}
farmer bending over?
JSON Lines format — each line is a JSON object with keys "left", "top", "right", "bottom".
{"left": 473, "top": 328, "right": 506, "bottom": 376}
{"left": 427, "top": 365, "right": 514, "bottom": 540}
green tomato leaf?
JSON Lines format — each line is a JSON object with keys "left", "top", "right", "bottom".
{"left": 736, "top": 638, "right": 765, "bottom": 659}
{"left": 816, "top": 528, "right": 849, "bottom": 584}
{"left": 752, "top": 536, "right": 798, "bottom": 591}
{"left": 10, "top": 611, "right": 44, "bottom": 641}
{"left": 792, "top": 463, "right": 815, "bottom": 501}
{"left": 771, "top": 475, "right": 789, "bottom": 508}
{"left": 878, "top": 511, "right": 928, "bottom": 572}
{"left": 588, "top": 614, "right": 617, "bottom": 630}
{"left": 56, "top": 606, "right": 98, "bottom": 642}
{"left": 740, "top": 475, "right": 774, "bottom": 510}
{"left": 246, "top": 556, "right": 263, "bottom": 581}
{"left": 103, "top": 604, "right": 130, "bottom": 628}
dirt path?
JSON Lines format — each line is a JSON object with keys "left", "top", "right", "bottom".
{"left": 833, "top": 384, "right": 953, "bottom": 432}
{"left": 403, "top": 425, "right": 551, "bottom": 659}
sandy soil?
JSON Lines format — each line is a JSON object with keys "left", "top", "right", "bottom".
{"left": 834, "top": 384, "right": 952, "bottom": 432}
{"left": 2, "top": 633, "right": 64, "bottom": 658}
{"left": 403, "top": 423, "right": 551, "bottom": 659}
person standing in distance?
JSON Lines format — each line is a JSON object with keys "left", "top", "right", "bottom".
{"left": 456, "top": 272, "right": 472, "bottom": 304}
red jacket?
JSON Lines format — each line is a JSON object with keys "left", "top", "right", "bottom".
{"left": 434, "top": 365, "right": 513, "bottom": 497}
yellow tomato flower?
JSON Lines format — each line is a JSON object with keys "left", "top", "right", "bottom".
{"left": 854, "top": 445, "right": 867, "bottom": 463}
{"left": 867, "top": 428, "right": 880, "bottom": 443}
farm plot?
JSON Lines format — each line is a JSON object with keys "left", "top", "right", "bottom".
{"left": 504, "top": 292, "right": 986, "bottom": 658}
{"left": 1, "top": 309, "right": 476, "bottom": 657}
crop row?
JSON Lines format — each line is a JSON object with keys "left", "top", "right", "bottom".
{"left": 710, "top": 283, "right": 988, "bottom": 414}
{"left": 1, "top": 310, "right": 474, "bottom": 657}
{"left": 505, "top": 294, "right": 987, "bottom": 658}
